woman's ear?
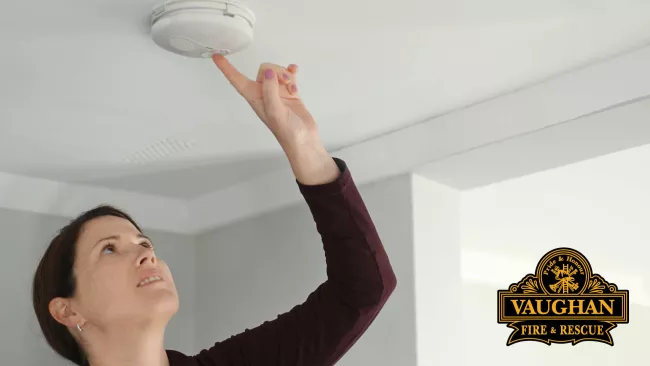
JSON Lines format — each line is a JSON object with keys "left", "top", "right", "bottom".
{"left": 49, "top": 297, "right": 85, "bottom": 329}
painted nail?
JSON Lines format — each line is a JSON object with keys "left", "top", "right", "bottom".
{"left": 264, "top": 69, "right": 274, "bottom": 79}
{"left": 283, "top": 73, "right": 290, "bottom": 80}
{"left": 291, "top": 84, "right": 298, "bottom": 93}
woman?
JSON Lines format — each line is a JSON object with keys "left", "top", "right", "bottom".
{"left": 32, "top": 55, "right": 397, "bottom": 366}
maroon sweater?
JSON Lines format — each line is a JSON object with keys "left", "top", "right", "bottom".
{"left": 166, "top": 158, "right": 397, "bottom": 365}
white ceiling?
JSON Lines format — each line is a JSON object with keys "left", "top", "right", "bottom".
{"left": 2, "top": 0, "right": 650, "bottom": 232}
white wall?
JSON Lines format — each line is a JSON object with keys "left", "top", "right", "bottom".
{"left": 460, "top": 144, "right": 650, "bottom": 365}
{"left": 412, "top": 175, "right": 461, "bottom": 366}
{"left": 194, "top": 173, "right": 417, "bottom": 365}
{"left": 1, "top": 207, "right": 197, "bottom": 365}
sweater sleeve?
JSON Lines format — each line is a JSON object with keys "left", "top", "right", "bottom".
{"left": 192, "top": 157, "right": 398, "bottom": 366}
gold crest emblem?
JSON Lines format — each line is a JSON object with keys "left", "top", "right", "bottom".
{"left": 497, "top": 248, "right": 629, "bottom": 345}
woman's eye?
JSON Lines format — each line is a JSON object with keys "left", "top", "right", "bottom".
{"left": 101, "top": 244, "right": 116, "bottom": 254}
{"left": 141, "top": 241, "right": 154, "bottom": 249}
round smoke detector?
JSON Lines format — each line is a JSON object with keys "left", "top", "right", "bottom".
{"left": 150, "top": 0, "right": 255, "bottom": 58}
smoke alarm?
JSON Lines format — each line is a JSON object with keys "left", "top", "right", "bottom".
{"left": 150, "top": 0, "right": 255, "bottom": 58}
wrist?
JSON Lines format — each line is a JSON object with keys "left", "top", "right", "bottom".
{"left": 278, "top": 128, "right": 322, "bottom": 158}
{"left": 281, "top": 137, "right": 339, "bottom": 185}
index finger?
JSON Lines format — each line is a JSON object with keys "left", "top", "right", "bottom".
{"left": 212, "top": 54, "right": 250, "bottom": 93}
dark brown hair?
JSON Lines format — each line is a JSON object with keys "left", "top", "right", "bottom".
{"left": 32, "top": 205, "right": 142, "bottom": 366}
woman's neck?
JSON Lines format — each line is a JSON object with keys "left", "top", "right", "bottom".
{"left": 84, "top": 321, "right": 169, "bottom": 366}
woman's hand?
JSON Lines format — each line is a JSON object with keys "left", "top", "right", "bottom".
{"left": 212, "top": 55, "right": 340, "bottom": 185}
{"left": 212, "top": 55, "right": 318, "bottom": 150}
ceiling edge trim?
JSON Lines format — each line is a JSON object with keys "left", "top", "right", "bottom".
{"left": 0, "top": 171, "right": 191, "bottom": 234}
{"left": 414, "top": 96, "right": 650, "bottom": 190}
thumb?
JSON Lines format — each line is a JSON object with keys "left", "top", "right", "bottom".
{"left": 262, "top": 68, "right": 284, "bottom": 121}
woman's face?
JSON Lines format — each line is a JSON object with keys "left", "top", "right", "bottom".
{"left": 62, "top": 215, "right": 179, "bottom": 329}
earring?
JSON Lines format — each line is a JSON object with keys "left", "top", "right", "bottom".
{"left": 77, "top": 324, "right": 83, "bottom": 333}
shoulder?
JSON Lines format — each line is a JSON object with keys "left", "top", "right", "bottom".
{"left": 166, "top": 349, "right": 194, "bottom": 365}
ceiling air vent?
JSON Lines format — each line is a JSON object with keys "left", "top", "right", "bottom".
{"left": 123, "top": 137, "right": 197, "bottom": 164}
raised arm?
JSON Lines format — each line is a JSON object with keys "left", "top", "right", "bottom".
{"left": 190, "top": 155, "right": 396, "bottom": 365}
{"left": 184, "top": 56, "right": 397, "bottom": 365}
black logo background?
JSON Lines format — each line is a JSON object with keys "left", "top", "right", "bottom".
{"left": 497, "top": 247, "right": 629, "bottom": 346}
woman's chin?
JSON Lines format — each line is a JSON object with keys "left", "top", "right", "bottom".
{"left": 139, "top": 288, "right": 180, "bottom": 317}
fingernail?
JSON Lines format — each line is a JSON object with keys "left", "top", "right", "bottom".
{"left": 264, "top": 69, "right": 274, "bottom": 79}
{"left": 291, "top": 84, "right": 298, "bottom": 93}
{"left": 283, "top": 73, "right": 290, "bottom": 80}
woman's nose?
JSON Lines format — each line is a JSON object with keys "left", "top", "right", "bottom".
{"left": 136, "top": 248, "right": 157, "bottom": 266}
